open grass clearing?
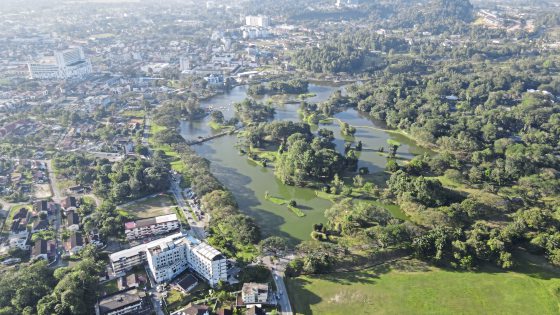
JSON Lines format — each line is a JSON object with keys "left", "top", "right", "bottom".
{"left": 287, "top": 258, "right": 560, "bottom": 315}
{"left": 119, "top": 194, "right": 176, "bottom": 219}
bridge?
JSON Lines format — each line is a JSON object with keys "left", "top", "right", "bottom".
{"left": 184, "top": 128, "right": 238, "bottom": 145}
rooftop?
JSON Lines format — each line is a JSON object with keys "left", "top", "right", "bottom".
{"left": 97, "top": 288, "right": 145, "bottom": 314}
{"left": 124, "top": 213, "right": 178, "bottom": 230}
{"left": 110, "top": 232, "right": 184, "bottom": 262}
{"left": 193, "top": 242, "right": 224, "bottom": 261}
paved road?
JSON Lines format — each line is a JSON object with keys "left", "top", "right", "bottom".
{"left": 272, "top": 269, "right": 293, "bottom": 315}
{"left": 44, "top": 159, "right": 65, "bottom": 267}
{"left": 169, "top": 177, "right": 206, "bottom": 239}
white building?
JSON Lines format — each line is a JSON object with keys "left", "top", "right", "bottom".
{"left": 124, "top": 214, "right": 180, "bottom": 240}
{"left": 241, "top": 283, "right": 270, "bottom": 305}
{"left": 187, "top": 240, "right": 228, "bottom": 287}
{"left": 146, "top": 237, "right": 190, "bottom": 283}
{"left": 110, "top": 233, "right": 227, "bottom": 287}
{"left": 28, "top": 47, "right": 93, "bottom": 80}
{"left": 245, "top": 15, "right": 270, "bottom": 27}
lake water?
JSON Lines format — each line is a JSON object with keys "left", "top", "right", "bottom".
{"left": 181, "top": 84, "right": 430, "bottom": 243}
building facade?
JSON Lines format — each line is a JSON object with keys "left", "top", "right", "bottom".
{"left": 124, "top": 214, "right": 180, "bottom": 240}
{"left": 28, "top": 47, "right": 93, "bottom": 80}
{"left": 109, "top": 233, "right": 227, "bottom": 286}
{"left": 241, "top": 283, "right": 269, "bottom": 305}
{"left": 146, "top": 237, "right": 190, "bottom": 283}
{"left": 245, "top": 15, "right": 270, "bottom": 27}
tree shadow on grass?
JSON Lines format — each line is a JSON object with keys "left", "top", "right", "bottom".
{"left": 287, "top": 278, "right": 322, "bottom": 315}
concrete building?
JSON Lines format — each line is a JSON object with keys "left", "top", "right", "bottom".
{"left": 95, "top": 288, "right": 147, "bottom": 315}
{"left": 241, "top": 283, "right": 269, "bottom": 305}
{"left": 146, "top": 236, "right": 190, "bottom": 283}
{"left": 124, "top": 214, "right": 180, "bottom": 240}
{"left": 109, "top": 233, "right": 227, "bottom": 287}
{"left": 28, "top": 47, "right": 92, "bottom": 80}
{"left": 245, "top": 15, "right": 270, "bottom": 27}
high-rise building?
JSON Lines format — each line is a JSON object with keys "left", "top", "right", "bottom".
{"left": 27, "top": 47, "right": 92, "bottom": 80}
{"left": 110, "top": 233, "right": 228, "bottom": 287}
{"left": 245, "top": 15, "right": 270, "bottom": 28}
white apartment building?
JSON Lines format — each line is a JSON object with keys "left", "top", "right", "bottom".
{"left": 187, "top": 240, "right": 228, "bottom": 287}
{"left": 110, "top": 233, "right": 227, "bottom": 287}
{"left": 28, "top": 47, "right": 93, "bottom": 80}
{"left": 146, "top": 237, "right": 190, "bottom": 283}
{"left": 245, "top": 15, "right": 271, "bottom": 27}
{"left": 124, "top": 214, "right": 180, "bottom": 240}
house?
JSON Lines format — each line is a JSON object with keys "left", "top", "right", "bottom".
{"left": 34, "top": 200, "right": 54, "bottom": 215}
{"left": 64, "top": 231, "right": 84, "bottom": 254}
{"left": 95, "top": 288, "right": 148, "bottom": 315}
{"left": 13, "top": 207, "right": 29, "bottom": 221}
{"left": 66, "top": 210, "right": 80, "bottom": 231}
{"left": 170, "top": 303, "right": 211, "bottom": 315}
{"left": 176, "top": 274, "right": 199, "bottom": 294}
{"left": 61, "top": 196, "right": 78, "bottom": 211}
{"left": 11, "top": 218, "right": 29, "bottom": 235}
{"left": 32, "top": 218, "right": 50, "bottom": 232}
{"left": 246, "top": 306, "right": 265, "bottom": 315}
{"left": 241, "top": 283, "right": 269, "bottom": 305}
{"left": 31, "top": 239, "right": 56, "bottom": 261}
{"left": 117, "top": 273, "right": 145, "bottom": 291}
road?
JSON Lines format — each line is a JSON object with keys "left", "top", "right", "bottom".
{"left": 272, "top": 269, "right": 293, "bottom": 315}
{"left": 261, "top": 255, "right": 294, "bottom": 315}
{"left": 169, "top": 177, "right": 206, "bottom": 239}
{"left": 44, "top": 159, "right": 65, "bottom": 267}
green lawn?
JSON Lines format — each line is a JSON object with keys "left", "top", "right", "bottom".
{"left": 149, "top": 122, "right": 186, "bottom": 172}
{"left": 287, "top": 259, "right": 560, "bottom": 315}
{"left": 120, "top": 194, "right": 176, "bottom": 219}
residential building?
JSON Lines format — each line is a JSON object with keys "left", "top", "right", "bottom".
{"left": 28, "top": 47, "right": 93, "bottom": 80}
{"left": 31, "top": 239, "right": 55, "bottom": 261}
{"left": 241, "top": 283, "right": 269, "bottom": 305}
{"left": 245, "top": 15, "right": 270, "bottom": 27}
{"left": 95, "top": 288, "right": 147, "bottom": 315}
{"left": 31, "top": 218, "right": 50, "bottom": 232}
{"left": 187, "top": 239, "right": 227, "bottom": 287}
{"left": 117, "top": 274, "right": 144, "bottom": 291}
{"left": 176, "top": 274, "right": 199, "bottom": 293}
{"left": 146, "top": 236, "right": 190, "bottom": 283}
{"left": 66, "top": 210, "right": 80, "bottom": 231}
{"left": 124, "top": 214, "right": 180, "bottom": 240}
{"left": 171, "top": 303, "right": 211, "bottom": 315}
{"left": 34, "top": 200, "right": 55, "bottom": 215}
{"left": 64, "top": 231, "right": 84, "bottom": 254}
{"left": 109, "top": 233, "right": 227, "bottom": 286}
{"left": 61, "top": 196, "right": 78, "bottom": 211}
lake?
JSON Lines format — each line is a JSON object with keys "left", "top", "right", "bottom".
{"left": 181, "top": 84, "right": 430, "bottom": 243}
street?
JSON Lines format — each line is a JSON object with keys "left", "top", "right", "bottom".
{"left": 169, "top": 177, "right": 206, "bottom": 239}
{"left": 272, "top": 269, "right": 293, "bottom": 315}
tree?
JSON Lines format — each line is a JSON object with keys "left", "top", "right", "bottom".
{"left": 210, "top": 111, "right": 225, "bottom": 124}
{"left": 258, "top": 236, "right": 290, "bottom": 256}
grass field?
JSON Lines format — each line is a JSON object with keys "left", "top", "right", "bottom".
{"left": 149, "top": 122, "right": 187, "bottom": 173}
{"left": 287, "top": 258, "right": 560, "bottom": 315}
{"left": 120, "top": 194, "right": 176, "bottom": 219}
